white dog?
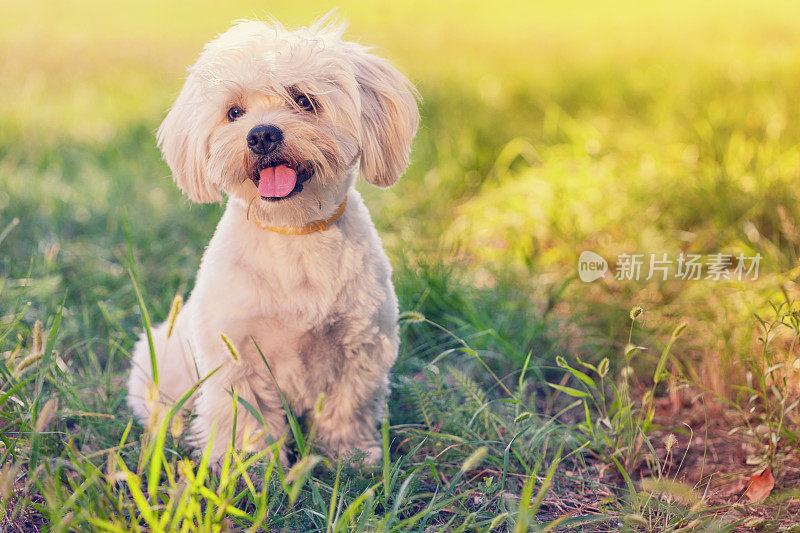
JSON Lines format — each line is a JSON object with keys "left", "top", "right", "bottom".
{"left": 127, "top": 18, "right": 419, "bottom": 465}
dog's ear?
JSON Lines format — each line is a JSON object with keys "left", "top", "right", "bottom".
{"left": 352, "top": 50, "right": 420, "bottom": 187}
{"left": 156, "top": 77, "right": 222, "bottom": 203}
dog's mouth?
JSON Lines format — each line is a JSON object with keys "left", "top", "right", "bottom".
{"left": 251, "top": 160, "right": 313, "bottom": 201}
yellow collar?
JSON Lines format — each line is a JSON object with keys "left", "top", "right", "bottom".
{"left": 252, "top": 198, "right": 347, "bottom": 235}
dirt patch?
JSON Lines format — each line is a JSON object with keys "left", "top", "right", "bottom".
{"left": 535, "top": 392, "right": 800, "bottom": 530}
{"left": 643, "top": 396, "right": 800, "bottom": 530}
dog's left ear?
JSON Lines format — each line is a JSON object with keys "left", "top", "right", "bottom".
{"left": 353, "top": 50, "right": 420, "bottom": 187}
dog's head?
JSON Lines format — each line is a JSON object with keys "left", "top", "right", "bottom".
{"left": 156, "top": 18, "right": 419, "bottom": 226}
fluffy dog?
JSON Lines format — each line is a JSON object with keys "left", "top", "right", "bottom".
{"left": 127, "top": 18, "right": 419, "bottom": 465}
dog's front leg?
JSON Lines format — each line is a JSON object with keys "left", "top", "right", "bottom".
{"left": 301, "top": 316, "right": 398, "bottom": 465}
{"left": 309, "top": 331, "right": 394, "bottom": 465}
{"left": 191, "top": 368, "right": 289, "bottom": 466}
{"left": 311, "top": 375, "right": 387, "bottom": 465}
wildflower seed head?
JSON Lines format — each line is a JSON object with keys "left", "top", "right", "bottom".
{"left": 665, "top": 433, "right": 678, "bottom": 454}
{"left": 166, "top": 294, "right": 183, "bottom": 338}
{"left": 146, "top": 404, "right": 165, "bottom": 435}
{"left": 314, "top": 392, "right": 326, "bottom": 415}
{"left": 598, "top": 357, "right": 610, "bottom": 377}
{"left": 106, "top": 451, "right": 116, "bottom": 477}
{"left": 401, "top": 311, "right": 426, "bottom": 323}
{"left": 642, "top": 389, "right": 654, "bottom": 406}
{"left": 0, "top": 464, "right": 18, "bottom": 500}
{"left": 220, "top": 332, "right": 240, "bottom": 363}
{"left": 460, "top": 446, "right": 488, "bottom": 473}
{"left": 489, "top": 513, "right": 509, "bottom": 530}
{"left": 178, "top": 459, "right": 195, "bottom": 481}
{"left": 244, "top": 427, "right": 267, "bottom": 450}
{"left": 170, "top": 414, "right": 184, "bottom": 438}
{"left": 145, "top": 381, "right": 159, "bottom": 408}
{"left": 35, "top": 397, "right": 58, "bottom": 433}
{"left": 31, "top": 320, "right": 43, "bottom": 356}
{"left": 13, "top": 350, "right": 44, "bottom": 374}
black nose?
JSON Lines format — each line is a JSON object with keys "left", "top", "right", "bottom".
{"left": 247, "top": 125, "right": 283, "bottom": 155}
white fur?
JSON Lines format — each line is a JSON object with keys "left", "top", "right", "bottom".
{"left": 127, "top": 17, "right": 419, "bottom": 465}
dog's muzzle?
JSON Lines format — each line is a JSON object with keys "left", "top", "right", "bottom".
{"left": 246, "top": 124, "right": 313, "bottom": 201}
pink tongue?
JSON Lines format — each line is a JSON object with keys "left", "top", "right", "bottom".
{"left": 258, "top": 165, "right": 297, "bottom": 197}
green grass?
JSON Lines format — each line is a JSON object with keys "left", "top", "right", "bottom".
{"left": 3, "top": 0, "right": 800, "bottom": 530}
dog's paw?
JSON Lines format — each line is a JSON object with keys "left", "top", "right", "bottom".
{"left": 335, "top": 443, "right": 382, "bottom": 470}
{"left": 360, "top": 444, "right": 382, "bottom": 465}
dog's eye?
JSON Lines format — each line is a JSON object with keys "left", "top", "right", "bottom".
{"left": 293, "top": 94, "right": 315, "bottom": 112}
{"left": 226, "top": 106, "right": 245, "bottom": 122}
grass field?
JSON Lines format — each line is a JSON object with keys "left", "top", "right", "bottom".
{"left": 4, "top": 0, "right": 800, "bottom": 530}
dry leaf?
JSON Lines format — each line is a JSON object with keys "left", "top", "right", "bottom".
{"left": 744, "top": 468, "right": 774, "bottom": 502}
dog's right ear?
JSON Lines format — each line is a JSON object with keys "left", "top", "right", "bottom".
{"left": 156, "top": 76, "right": 222, "bottom": 203}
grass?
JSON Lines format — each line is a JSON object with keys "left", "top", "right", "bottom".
{"left": 3, "top": 0, "right": 800, "bottom": 530}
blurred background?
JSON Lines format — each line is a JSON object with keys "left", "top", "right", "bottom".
{"left": 4, "top": 0, "right": 800, "bottom": 399}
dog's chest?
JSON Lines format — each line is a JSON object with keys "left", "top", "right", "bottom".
{"left": 235, "top": 315, "right": 346, "bottom": 410}
{"left": 236, "top": 223, "right": 375, "bottom": 324}
{"left": 248, "top": 237, "right": 348, "bottom": 321}
{"left": 239, "top": 315, "right": 306, "bottom": 372}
